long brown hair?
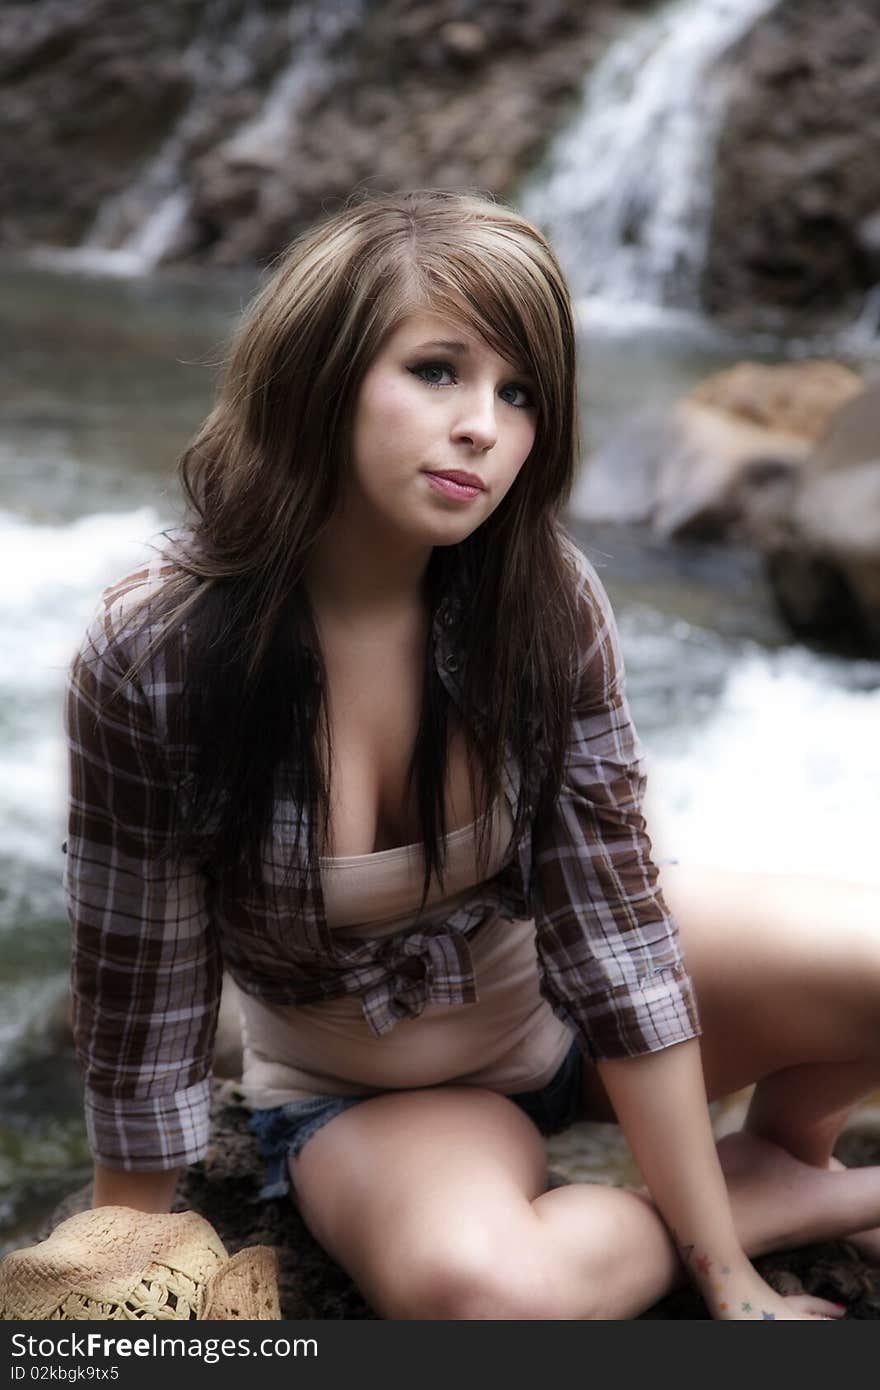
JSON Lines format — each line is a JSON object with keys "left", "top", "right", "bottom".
{"left": 120, "top": 188, "right": 586, "bottom": 916}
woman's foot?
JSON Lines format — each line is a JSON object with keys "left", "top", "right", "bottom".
{"left": 715, "top": 1130, "right": 880, "bottom": 1259}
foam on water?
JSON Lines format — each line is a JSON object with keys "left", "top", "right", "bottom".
{"left": 645, "top": 645, "right": 880, "bottom": 884}
{"left": 0, "top": 507, "right": 169, "bottom": 870}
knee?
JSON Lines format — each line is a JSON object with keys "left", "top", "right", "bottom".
{"left": 383, "top": 1240, "right": 564, "bottom": 1321}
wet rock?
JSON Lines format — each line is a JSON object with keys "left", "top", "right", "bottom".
{"left": 652, "top": 400, "right": 809, "bottom": 543}
{"left": 659, "top": 360, "right": 862, "bottom": 543}
{"left": 4, "top": 0, "right": 878, "bottom": 336}
{"left": 575, "top": 400, "right": 807, "bottom": 540}
{"left": 577, "top": 361, "right": 860, "bottom": 544}
{"left": 759, "top": 378, "right": 880, "bottom": 655}
{"left": 579, "top": 360, "right": 880, "bottom": 656}
{"left": 687, "top": 361, "right": 863, "bottom": 442}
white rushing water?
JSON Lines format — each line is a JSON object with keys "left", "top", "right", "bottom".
{"left": 0, "top": 508, "right": 168, "bottom": 871}
{"left": 519, "top": 0, "right": 780, "bottom": 327}
{"left": 643, "top": 641, "right": 880, "bottom": 885}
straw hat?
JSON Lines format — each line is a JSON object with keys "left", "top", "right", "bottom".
{"left": 0, "top": 1207, "right": 280, "bottom": 1320}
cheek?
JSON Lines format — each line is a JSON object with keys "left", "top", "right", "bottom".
{"left": 511, "top": 420, "right": 537, "bottom": 476}
{"left": 491, "top": 426, "right": 536, "bottom": 505}
{"left": 356, "top": 377, "right": 420, "bottom": 441}
{"left": 519, "top": 417, "right": 537, "bottom": 461}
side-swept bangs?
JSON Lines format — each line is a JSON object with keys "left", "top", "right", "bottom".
{"left": 405, "top": 223, "right": 575, "bottom": 465}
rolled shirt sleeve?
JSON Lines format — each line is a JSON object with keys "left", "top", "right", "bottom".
{"left": 64, "top": 585, "right": 222, "bottom": 1170}
{"left": 533, "top": 549, "right": 701, "bottom": 1061}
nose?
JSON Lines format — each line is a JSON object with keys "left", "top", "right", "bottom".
{"left": 450, "top": 386, "right": 498, "bottom": 453}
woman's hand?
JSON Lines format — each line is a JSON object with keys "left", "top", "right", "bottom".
{"left": 708, "top": 1275, "right": 846, "bottom": 1320}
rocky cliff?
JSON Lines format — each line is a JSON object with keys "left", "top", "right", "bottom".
{"left": 3, "top": 0, "right": 879, "bottom": 334}
{"left": 0, "top": 0, "right": 649, "bottom": 266}
{"left": 704, "top": 0, "right": 880, "bottom": 335}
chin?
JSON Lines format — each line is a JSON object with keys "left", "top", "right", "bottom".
{"left": 433, "top": 523, "right": 482, "bottom": 547}
{"left": 424, "top": 513, "right": 484, "bottom": 544}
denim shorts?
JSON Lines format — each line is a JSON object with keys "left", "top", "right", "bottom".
{"left": 246, "top": 1036, "right": 587, "bottom": 1202}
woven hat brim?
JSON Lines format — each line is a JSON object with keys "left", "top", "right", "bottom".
{"left": 0, "top": 1207, "right": 230, "bottom": 1321}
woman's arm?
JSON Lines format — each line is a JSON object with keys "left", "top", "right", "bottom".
{"left": 65, "top": 578, "right": 222, "bottom": 1190}
{"left": 598, "top": 1041, "right": 828, "bottom": 1319}
{"left": 92, "top": 1163, "right": 182, "bottom": 1214}
{"left": 533, "top": 549, "right": 701, "bottom": 1066}
{"left": 533, "top": 549, "right": 830, "bottom": 1319}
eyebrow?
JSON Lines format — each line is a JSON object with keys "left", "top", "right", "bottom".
{"left": 411, "top": 340, "right": 534, "bottom": 378}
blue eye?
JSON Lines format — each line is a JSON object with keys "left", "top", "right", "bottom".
{"left": 500, "top": 382, "right": 535, "bottom": 410}
{"left": 410, "top": 361, "right": 455, "bottom": 389}
{"left": 408, "top": 361, "right": 535, "bottom": 409}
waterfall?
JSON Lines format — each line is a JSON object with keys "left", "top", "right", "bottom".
{"left": 215, "top": 1, "right": 363, "bottom": 171}
{"left": 518, "top": 0, "right": 780, "bottom": 327}
{"left": 44, "top": 0, "right": 364, "bottom": 277}
{"left": 47, "top": 0, "right": 265, "bottom": 276}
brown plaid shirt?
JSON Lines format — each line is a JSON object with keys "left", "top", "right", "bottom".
{"left": 64, "top": 540, "right": 700, "bottom": 1170}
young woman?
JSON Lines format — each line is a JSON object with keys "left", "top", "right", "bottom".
{"left": 65, "top": 188, "right": 880, "bottom": 1320}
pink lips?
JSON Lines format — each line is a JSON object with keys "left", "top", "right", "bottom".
{"left": 424, "top": 471, "right": 484, "bottom": 501}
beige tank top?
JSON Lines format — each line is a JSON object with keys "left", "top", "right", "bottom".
{"left": 236, "top": 795, "right": 573, "bottom": 1108}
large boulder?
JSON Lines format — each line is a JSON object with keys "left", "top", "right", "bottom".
{"left": 760, "top": 379, "right": 880, "bottom": 655}
{"left": 577, "top": 358, "right": 880, "bottom": 655}
{"left": 687, "top": 360, "right": 864, "bottom": 441}
{"left": 575, "top": 360, "right": 861, "bottom": 542}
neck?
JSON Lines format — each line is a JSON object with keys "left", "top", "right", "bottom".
{"left": 304, "top": 515, "right": 432, "bottom": 627}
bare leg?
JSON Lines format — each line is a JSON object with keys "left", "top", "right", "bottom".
{"left": 742, "top": 1057, "right": 880, "bottom": 1260}
{"left": 744, "top": 1058, "right": 879, "bottom": 1166}
{"left": 663, "top": 865, "right": 880, "bottom": 1260}
{"left": 290, "top": 1086, "right": 879, "bottom": 1319}
{"left": 827, "top": 1157, "right": 880, "bottom": 1261}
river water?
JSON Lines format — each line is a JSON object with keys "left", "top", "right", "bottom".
{"left": 2, "top": 262, "right": 879, "bottom": 1247}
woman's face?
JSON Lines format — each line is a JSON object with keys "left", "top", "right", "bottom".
{"left": 345, "top": 310, "right": 538, "bottom": 548}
